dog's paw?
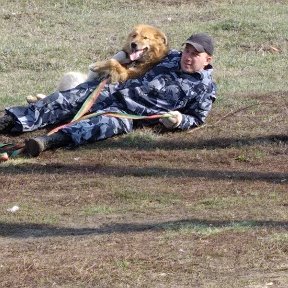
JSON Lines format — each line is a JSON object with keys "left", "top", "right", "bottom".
{"left": 90, "top": 59, "right": 127, "bottom": 83}
{"left": 110, "top": 71, "right": 128, "bottom": 83}
{"left": 26, "top": 95, "right": 38, "bottom": 104}
{"left": 26, "top": 94, "right": 46, "bottom": 104}
{"left": 36, "top": 94, "right": 46, "bottom": 100}
{"left": 89, "top": 62, "right": 110, "bottom": 80}
{"left": 89, "top": 61, "right": 107, "bottom": 72}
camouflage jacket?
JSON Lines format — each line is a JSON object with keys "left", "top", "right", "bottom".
{"left": 7, "top": 49, "right": 216, "bottom": 136}
{"left": 101, "top": 49, "right": 216, "bottom": 130}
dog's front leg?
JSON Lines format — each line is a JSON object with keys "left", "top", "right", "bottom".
{"left": 89, "top": 61, "right": 110, "bottom": 79}
{"left": 90, "top": 59, "right": 128, "bottom": 83}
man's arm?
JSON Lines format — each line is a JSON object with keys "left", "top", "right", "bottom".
{"left": 161, "top": 81, "right": 217, "bottom": 130}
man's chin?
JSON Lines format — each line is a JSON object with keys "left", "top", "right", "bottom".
{"left": 181, "top": 67, "right": 194, "bottom": 74}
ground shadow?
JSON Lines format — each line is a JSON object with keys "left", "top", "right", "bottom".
{"left": 1, "top": 133, "right": 287, "bottom": 152}
{"left": 1, "top": 163, "right": 287, "bottom": 183}
{"left": 88, "top": 133, "right": 288, "bottom": 151}
{"left": 0, "top": 218, "right": 287, "bottom": 238}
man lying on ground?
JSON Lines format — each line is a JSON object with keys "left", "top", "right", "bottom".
{"left": 0, "top": 33, "right": 216, "bottom": 157}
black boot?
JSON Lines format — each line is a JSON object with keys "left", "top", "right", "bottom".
{"left": 25, "top": 132, "right": 72, "bottom": 157}
{"left": 0, "top": 114, "right": 15, "bottom": 133}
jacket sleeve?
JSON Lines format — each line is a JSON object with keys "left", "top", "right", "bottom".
{"left": 177, "top": 81, "right": 217, "bottom": 130}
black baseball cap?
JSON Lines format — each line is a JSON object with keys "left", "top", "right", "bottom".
{"left": 184, "top": 33, "right": 214, "bottom": 56}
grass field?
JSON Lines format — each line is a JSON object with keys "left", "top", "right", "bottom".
{"left": 0, "top": 0, "right": 287, "bottom": 287}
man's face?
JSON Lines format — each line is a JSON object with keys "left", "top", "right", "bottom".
{"left": 180, "top": 44, "right": 212, "bottom": 73}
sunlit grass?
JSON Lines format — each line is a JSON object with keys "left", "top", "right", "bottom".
{"left": 81, "top": 205, "right": 114, "bottom": 216}
{"left": 0, "top": 1, "right": 287, "bottom": 287}
{"left": 158, "top": 220, "right": 262, "bottom": 236}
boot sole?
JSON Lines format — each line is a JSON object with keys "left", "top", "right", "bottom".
{"left": 25, "top": 138, "right": 45, "bottom": 157}
{"left": 0, "top": 115, "right": 15, "bottom": 133}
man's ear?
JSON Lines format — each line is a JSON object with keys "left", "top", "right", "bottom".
{"left": 205, "top": 55, "right": 212, "bottom": 65}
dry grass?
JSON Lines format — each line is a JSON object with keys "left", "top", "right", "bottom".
{"left": 0, "top": 0, "right": 288, "bottom": 287}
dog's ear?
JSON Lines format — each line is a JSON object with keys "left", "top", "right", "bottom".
{"left": 122, "top": 29, "right": 136, "bottom": 52}
{"left": 158, "top": 31, "right": 168, "bottom": 45}
{"left": 128, "top": 29, "right": 137, "bottom": 38}
{"left": 162, "top": 33, "right": 168, "bottom": 45}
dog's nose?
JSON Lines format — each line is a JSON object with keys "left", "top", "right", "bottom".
{"left": 131, "top": 42, "right": 137, "bottom": 49}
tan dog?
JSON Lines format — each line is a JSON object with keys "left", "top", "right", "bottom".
{"left": 89, "top": 24, "right": 169, "bottom": 83}
{"left": 26, "top": 24, "right": 168, "bottom": 103}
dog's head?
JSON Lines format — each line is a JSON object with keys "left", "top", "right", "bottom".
{"left": 123, "top": 24, "right": 168, "bottom": 62}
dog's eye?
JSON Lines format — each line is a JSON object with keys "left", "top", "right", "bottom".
{"left": 143, "top": 36, "right": 149, "bottom": 40}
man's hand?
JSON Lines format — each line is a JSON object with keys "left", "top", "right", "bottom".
{"left": 160, "top": 111, "right": 183, "bottom": 129}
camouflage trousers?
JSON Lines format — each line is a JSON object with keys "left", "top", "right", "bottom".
{"left": 6, "top": 81, "right": 133, "bottom": 145}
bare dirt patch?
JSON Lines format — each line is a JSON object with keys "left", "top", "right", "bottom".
{"left": 1, "top": 91, "right": 287, "bottom": 287}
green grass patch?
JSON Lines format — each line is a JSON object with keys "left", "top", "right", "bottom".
{"left": 158, "top": 220, "right": 259, "bottom": 236}
{"left": 81, "top": 205, "right": 114, "bottom": 216}
{"left": 269, "top": 233, "right": 288, "bottom": 243}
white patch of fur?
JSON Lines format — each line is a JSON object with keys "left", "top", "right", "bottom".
{"left": 26, "top": 51, "right": 129, "bottom": 104}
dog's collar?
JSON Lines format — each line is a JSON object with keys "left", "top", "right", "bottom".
{"left": 124, "top": 51, "right": 130, "bottom": 59}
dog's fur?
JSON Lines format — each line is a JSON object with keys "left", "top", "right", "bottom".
{"left": 26, "top": 24, "right": 168, "bottom": 103}
{"left": 90, "top": 24, "right": 169, "bottom": 83}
